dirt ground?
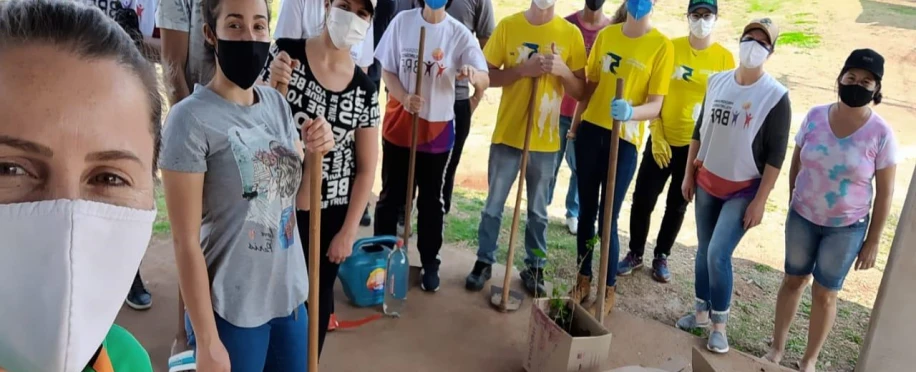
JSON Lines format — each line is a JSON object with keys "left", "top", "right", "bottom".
{"left": 128, "top": 0, "right": 914, "bottom": 371}
{"left": 447, "top": 0, "right": 916, "bottom": 370}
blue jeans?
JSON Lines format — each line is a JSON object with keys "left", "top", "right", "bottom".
{"left": 694, "top": 187, "right": 752, "bottom": 317}
{"left": 186, "top": 304, "right": 308, "bottom": 371}
{"left": 784, "top": 209, "right": 868, "bottom": 291}
{"left": 548, "top": 115, "right": 579, "bottom": 218}
{"left": 574, "top": 121, "right": 639, "bottom": 287}
{"left": 477, "top": 143, "right": 556, "bottom": 269}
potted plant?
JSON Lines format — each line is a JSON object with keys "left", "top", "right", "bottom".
{"left": 524, "top": 236, "right": 614, "bottom": 372}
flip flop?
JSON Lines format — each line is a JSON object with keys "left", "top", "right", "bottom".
{"left": 168, "top": 350, "right": 196, "bottom": 372}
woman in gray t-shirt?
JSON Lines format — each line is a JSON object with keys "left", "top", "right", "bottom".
{"left": 158, "top": 0, "right": 333, "bottom": 370}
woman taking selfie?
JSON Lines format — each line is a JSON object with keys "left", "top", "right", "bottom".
{"left": 159, "top": 0, "right": 333, "bottom": 370}
{"left": 0, "top": 0, "right": 159, "bottom": 370}
{"left": 265, "top": 0, "right": 380, "bottom": 356}
{"left": 765, "top": 49, "right": 896, "bottom": 372}
{"left": 567, "top": 0, "right": 674, "bottom": 316}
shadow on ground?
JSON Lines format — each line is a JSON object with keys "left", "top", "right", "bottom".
{"left": 444, "top": 190, "right": 874, "bottom": 372}
{"left": 857, "top": 0, "right": 916, "bottom": 30}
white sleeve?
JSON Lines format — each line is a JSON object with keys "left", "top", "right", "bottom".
{"left": 353, "top": 23, "right": 375, "bottom": 68}
{"left": 156, "top": 0, "right": 190, "bottom": 31}
{"left": 273, "top": 0, "right": 306, "bottom": 39}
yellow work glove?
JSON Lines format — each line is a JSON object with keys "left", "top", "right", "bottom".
{"left": 650, "top": 129, "right": 672, "bottom": 169}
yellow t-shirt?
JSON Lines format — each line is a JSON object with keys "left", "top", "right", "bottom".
{"left": 484, "top": 12, "right": 587, "bottom": 152}
{"left": 582, "top": 24, "right": 674, "bottom": 147}
{"left": 652, "top": 37, "right": 735, "bottom": 147}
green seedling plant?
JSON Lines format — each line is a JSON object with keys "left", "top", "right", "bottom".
{"left": 530, "top": 235, "right": 598, "bottom": 336}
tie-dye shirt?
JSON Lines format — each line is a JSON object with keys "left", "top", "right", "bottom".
{"left": 791, "top": 104, "right": 898, "bottom": 227}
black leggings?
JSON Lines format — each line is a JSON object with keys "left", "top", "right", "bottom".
{"left": 297, "top": 206, "right": 347, "bottom": 358}
{"left": 627, "top": 137, "right": 690, "bottom": 258}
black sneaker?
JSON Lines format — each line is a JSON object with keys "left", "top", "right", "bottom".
{"left": 520, "top": 267, "right": 547, "bottom": 297}
{"left": 360, "top": 206, "right": 371, "bottom": 226}
{"left": 420, "top": 267, "right": 440, "bottom": 292}
{"left": 465, "top": 261, "right": 492, "bottom": 291}
{"left": 126, "top": 276, "right": 152, "bottom": 310}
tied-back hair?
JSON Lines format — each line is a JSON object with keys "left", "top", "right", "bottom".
{"left": 0, "top": 0, "right": 164, "bottom": 174}
{"left": 610, "top": 1, "right": 627, "bottom": 24}
{"left": 200, "top": 0, "right": 273, "bottom": 59}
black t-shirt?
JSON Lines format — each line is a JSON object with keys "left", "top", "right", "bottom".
{"left": 264, "top": 38, "right": 380, "bottom": 209}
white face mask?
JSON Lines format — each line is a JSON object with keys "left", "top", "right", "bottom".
{"left": 326, "top": 7, "right": 370, "bottom": 50}
{"left": 0, "top": 200, "right": 155, "bottom": 372}
{"left": 533, "top": 0, "right": 555, "bottom": 10}
{"left": 739, "top": 40, "right": 769, "bottom": 69}
{"left": 689, "top": 18, "right": 716, "bottom": 39}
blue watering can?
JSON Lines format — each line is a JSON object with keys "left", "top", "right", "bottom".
{"left": 337, "top": 236, "right": 397, "bottom": 307}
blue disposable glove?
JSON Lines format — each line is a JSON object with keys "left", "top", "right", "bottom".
{"left": 611, "top": 99, "right": 634, "bottom": 121}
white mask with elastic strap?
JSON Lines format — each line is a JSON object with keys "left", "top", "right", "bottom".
{"left": 327, "top": 7, "right": 370, "bottom": 50}
{"left": 739, "top": 40, "right": 770, "bottom": 69}
{"left": 689, "top": 18, "right": 716, "bottom": 39}
{"left": 0, "top": 200, "right": 155, "bottom": 372}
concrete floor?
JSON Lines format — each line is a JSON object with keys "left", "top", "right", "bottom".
{"left": 117, "top": 231, "right": 788, "bottom": 372}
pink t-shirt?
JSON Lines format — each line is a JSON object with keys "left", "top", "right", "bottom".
{"left": 559, "top": 12, "right": 610, "bottom": 118}
{"left": 791, "top": 104, "right": 898, "bottom": 227}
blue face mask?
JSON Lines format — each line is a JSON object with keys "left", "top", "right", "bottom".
{"left": 426, "top": 0, "right": 447, "bottom": 10}
{"left": 626, "top": 0, "right": 653, "bottom": 20}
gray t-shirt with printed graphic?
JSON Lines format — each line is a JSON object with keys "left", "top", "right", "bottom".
{"left": 159, "top": 85, "right": 308, "bottom": 328}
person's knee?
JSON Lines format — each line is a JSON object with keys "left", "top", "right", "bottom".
{"left": 811, "top": 281, "right": 838, "bottom": 307}
{"left": 782, "top": 274, "right": 810, "bottom": 292}
{"left": 706, "top": 252, "right": 731, "bottom": 275}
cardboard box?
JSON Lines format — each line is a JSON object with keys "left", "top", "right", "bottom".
{"left": 524, "top": 298, "right": 613, "bottom": 372}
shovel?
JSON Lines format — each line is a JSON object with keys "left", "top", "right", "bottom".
{"left": 490, "top": 77, "right": 539, "bottom": 312}
{"left": 595, "top": 78, "right": 625, "bottom": 323}
{"left": 307, "top": 152, "right": 322, "bottom": 371}
{"left": 401, "top": 26, "right": 426, "bottom": 249}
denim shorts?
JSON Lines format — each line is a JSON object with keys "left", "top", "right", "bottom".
{"left": 784, "top": 209, "right": 868, "bottom": 291}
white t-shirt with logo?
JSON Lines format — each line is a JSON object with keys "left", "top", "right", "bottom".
{"left": 273, "top": 0, "right": 375, "bottom": 68}
{"left": 374, "top": 9, "right": 488, "bottom": 122}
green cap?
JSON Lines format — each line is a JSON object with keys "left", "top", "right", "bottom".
{"left": 688, "top": 0, "right": 717, "bottom": 14}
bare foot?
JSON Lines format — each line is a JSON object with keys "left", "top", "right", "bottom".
{"left": 797, "top": 360, "right": 816, "bottom": 372}
{"left": 763, "top": 348, "right": 784, "bottom": 364}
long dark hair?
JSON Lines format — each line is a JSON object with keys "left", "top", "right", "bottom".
{"left": 0, "top": 0, "right": 164, "bottom": 174}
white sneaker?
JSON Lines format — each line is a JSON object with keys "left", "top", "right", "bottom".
{"left": 566, "top": 217, "right": 579, "bottom": 235}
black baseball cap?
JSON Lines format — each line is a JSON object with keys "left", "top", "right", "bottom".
{"left": 842, "top": 48, "right": 885, "bottom": 83}
{"left": 688, "top": 0, "right": 717, "bottom": 14}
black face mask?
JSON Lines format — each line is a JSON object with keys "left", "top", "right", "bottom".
{"left": 215, "top": 39, "right": 271, "bottom": 89}
{"left": 838, "top": 83, "right": 874, "bottom": 108}
{"left": 585, "top": 0, "right": 605, "bottom": 11}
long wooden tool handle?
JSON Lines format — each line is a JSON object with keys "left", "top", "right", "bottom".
{"left": 596, "top": 78, "right": 625, "bottom": 323}
{"left": 500, "top": 77, "right": 539, "bottom": 311}
{"left": 308, "top": 153, "right": 322, "bottom": 371}
{"left": 403, "top": 26, "right": 427, "bottom": 246}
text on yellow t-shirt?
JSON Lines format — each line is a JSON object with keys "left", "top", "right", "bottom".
{"left": 484, "top": 12, "right": 587, "bottom": 152}
{"left": 582, "top": 24, "right": 674, "bottom": 147}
